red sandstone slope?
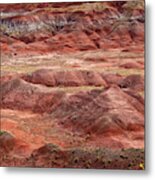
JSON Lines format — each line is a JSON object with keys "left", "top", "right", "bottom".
{"left": 0, "top": 77, "right": 144, "bottom": 167}
{"left": 22, "top": 69, "right": 107, "bottom": 87}
{"left": 0, "top": 1, "right": 145, "bottom": 169}
{"left": 0, "top": 1, "right": 144, "bottom": 56}
{"left": 1, "top": 76, "right": 144, "bottom": 149}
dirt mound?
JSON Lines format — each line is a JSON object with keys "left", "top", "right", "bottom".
{"left": 0, "top": 130, "right": 33, "bottom": 158}
{"left": 1, "top": 78, "right": 65, "bottom": 113}
{"left": 101, "top": 73, "right": 123, "bottom": 86}
{"left": 120, "top": 62, "right": 144, "bottom": 69}
{"left": 1, "top": 78, "right": 144, "bottom": 149}
{"left": 0, "top": 131, "right": 15, "bottom": 153}
{"left": 50, "top": 85, "right": 144, "bottom": 147}
{"left": 119, "top": 74, "right": 144, "bottom": 91}
{"left": 22, "top": 69, "right": 107, "bottom": 87}
{"left": 1, "top": 72, "right": 24, "bottom": 85}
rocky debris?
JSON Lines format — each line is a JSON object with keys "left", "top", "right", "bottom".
{"left": 1, "top": 78, "right": 65, "bottom": 113}
{"left": 17, "top": 143, "right": 144, "bottom": 169}
{"left": 0, "top": 139, "right": 144, "bottom": 169}
{"left": 22, "top": 69, "right": 107, "bottom": 87}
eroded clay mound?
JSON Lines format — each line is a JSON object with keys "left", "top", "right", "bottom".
{"left": 0, "top": 130, "right": 34, "bottom": 158}
{"left": 22, "top": 69, "right": 107, "bottom": 87}
{"left": 22, "top": 69, "right": 144, "bottom": 91}
{"left": 51, "top": 86, "right": 144, "bottom": 148}
{"left": 101, "top": 73, "right": 123, "bottom": 86}
{"left": 119, "top": 74, "right": 144, "bottom": 91}
{"left": 1, "top": 78, "right": 65, "bottom": 113}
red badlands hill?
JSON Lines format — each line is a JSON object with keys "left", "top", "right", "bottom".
{"left": 0, "top": 73, "right": 144, "bottom": 166}
{"left": 22, "top": 69, "right": 107, "bottom": 87}
{"left": 0, "top": 77, "right": 144, "bottom": 168}
{"left": 0, "top": 1, "right": 144, "bottom": 56}
{"left": 0, "top": 1, "right": 145, "bottom": 169}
